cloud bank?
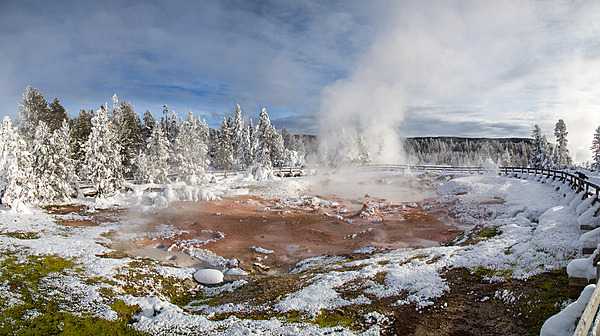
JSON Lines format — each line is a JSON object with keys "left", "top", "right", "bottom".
{"left": 319, "top": 0, "right": 600, "bottom": 162}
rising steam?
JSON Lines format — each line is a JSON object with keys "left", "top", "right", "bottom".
{"left": 319, "top": 1, "right": 600, "bottom": 164}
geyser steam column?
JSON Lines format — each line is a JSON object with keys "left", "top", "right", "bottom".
{"left": 317, "top": 10, "right": 408, "bottom": 166}
{"left": 319, "top": 78, "right": 406, "bottom": 165}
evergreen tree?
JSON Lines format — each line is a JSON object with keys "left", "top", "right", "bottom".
{"left": 47, "top": 98, "right": 68, "bottom": 131}
{"left": 30, "top": 121, "right": 75, "bottom": 204}
{"left": 142, "top": 110, "right": 156, "bottom": 143}
{"left": 254, "top": 108, "right": 274, "bottom": 170}
{"left": 592, "top": 126, "right": 600, "bottom": 171}
{"left": 69, "top": 109, "right": 93, "bottom": 174}
{"left": 82, "top": 106, "right": 124, "bottom": 197}
{"left": 0, "top": 117, "right": 35, "bottom": 206}
{"left": 18, "top": 86, "right": 50, "bottom": 137}
{"left": 173, "top": 112, "right": 209, "bottom": 183}
{"left": 231, "top": 104, "right": 247, "bottom": 169}
{"left": 553, "top": 119, "right": 571, "bottom": 167}
{"left": 270, "top": 129, "right": 286, "bottom": 167}
{"left": 530, "top": 124, "right": 551, "bottom": 168}
{"left": 138, "top": 124, "right": 170, "bottom": 184}
{"left": 160, "top": 105, "right": 179, "bottom": 143}
{"left": 242, "top": 124, "right": 254, "bottom": 168}
{"left": 112, "top": 97, "right": 143, "bottom": 177}
{"left": 215, "top": 117, "right": 234, "bottom": 170}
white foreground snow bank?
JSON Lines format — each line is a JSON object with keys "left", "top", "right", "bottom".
{"left": 540, "top": 284, "right": 595, "bottom": 336}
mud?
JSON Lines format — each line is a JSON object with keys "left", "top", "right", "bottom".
{"left": 126, "top": 195, "right": 461, "bottom": 272}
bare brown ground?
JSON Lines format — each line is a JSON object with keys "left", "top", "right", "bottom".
{"left": 140, "top": 195, "right": 461, "bottom": 272}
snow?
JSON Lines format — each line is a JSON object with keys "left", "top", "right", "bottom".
{"left": 250, "top": 245, "right": 274, "bottom": 254}
{"left": 0, "top": 167, "right": 597, "bottom": 335}
{"left": 540, "top": 284, "right": 596, "bottom": 336}
{"left": 272, "top": 174, "right": 584, "bottom": 316}
{"left": 567, "top": 251, "right": 597, "bottom": 280}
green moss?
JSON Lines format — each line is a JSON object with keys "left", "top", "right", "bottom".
{"left": 114, "top": 259, "right": 196, "bottom": 304}
{"left": 472, "top": 266, "right": 512, "bottom": 279}
{"left": 478, "top": 227, "right": 500, "bottom": 239}
{"left": 313, "top": 309, "right": 356, "bottom": 329}
{"left": 0, "top": 231, "right": 40, "bottom": 239}
{"left": 110, "top": 300, "right": 141, "bottom": 322}
{"left": 515, "top": 269, "right": 580, "bottom": 336}
{"left": 0, "top": 254, "right": 145, "bottom": 335}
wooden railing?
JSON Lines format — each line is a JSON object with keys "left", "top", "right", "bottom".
{"left": 501, "top": 166, "right": 600, "bottom": 202}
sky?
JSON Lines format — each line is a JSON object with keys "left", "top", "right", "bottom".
{"left": 2, "top": 0, "right": 600, "bottom": 161}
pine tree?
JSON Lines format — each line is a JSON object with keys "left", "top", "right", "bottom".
{"left": 30, "top": 121, "right": 75, "bottom": 204}
{"left": 231, "top": 104, "right": 247, "bottom": 169}
{"left": 553, "top": 119, "right": 571, "bottom": 167}
{"left": 173, "top": 112, "right": 209, "bottom": 183}
{"left": 270, "top": 129, "right": 286, "bottom": 167}
{"left": 160, "top": 105, "right": 179, "bottom": 143}
{"left": 215, "top": 117, "right": 234, "bottom": 170}
{"left": 0, "top": 117, "right": 36, "bottom": 206}
{"left": 592, "top": 126, "right": 600, "bottom": 171}
{"left": 530, "top": 124, "right": 550, "bottom": 168}
{"left": 47, "top": 98, "right": 68, "bottom": 132}
{"left": 69, "top": 109, "right": 93, "bottom": 174}
{"left": 82, "top": 106, "right": 124, "bottom": 197}
{"left": 254, "top": 108, "right": 273, "bottom": 170}
{"left": 142, "top": 110, "right": 156, "bottom": 143}
{"left": 138, "top": 124, "right": 170, "bottom": 184}
{"left": 112, "top": 97, "right": 143, "bottom": 177}
{"left": 242, "top": 124, "right": 254, "bottom": 168}
{"left": 18, "top": 86, "right": 50, "bottom": 137}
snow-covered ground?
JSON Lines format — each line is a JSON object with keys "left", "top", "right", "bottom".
{"left": 0, "top": 169, "right": 593, "bottom": 335}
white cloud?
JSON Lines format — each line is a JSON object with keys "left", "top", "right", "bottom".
{"left": 319, "top": 0, "right": 600, "bottom": 162}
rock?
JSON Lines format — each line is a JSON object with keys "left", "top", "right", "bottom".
{"left": 224, "top": 268, "right": 248, "bottom": 276}
{"left": 166, "top": 255, "right": 177, "bottom": 261}
{"left": 193, "top": 269, "right": 224, "bottom": 285}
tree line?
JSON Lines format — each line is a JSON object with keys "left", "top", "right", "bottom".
{"left": 0, "top": 86, "right": 306, "bottom": 205}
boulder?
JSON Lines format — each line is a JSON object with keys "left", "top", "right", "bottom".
{"left": 193, "top": 269, "right": 224, "bottom": 285}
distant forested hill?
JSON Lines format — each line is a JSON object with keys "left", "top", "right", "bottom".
{"left": 293, "top": 134, "right": 533, "bottom": 166}
{"left": 403, "top": 137, "right": 533, "bottom": 166}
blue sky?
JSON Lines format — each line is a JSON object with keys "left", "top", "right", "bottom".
{"left": 2, "top": 1, "right": 600, "bottom": 161}
{"left": 0, "top": 0, "right": 376, "bottom": 132}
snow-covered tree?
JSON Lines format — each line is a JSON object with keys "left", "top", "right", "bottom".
{"left": 231, "top": 104, "right": 247, "bottom": 169}
{"left": 18, "top": 86, "right": 50, "bottom": 137}
{"left": 172, "top": 112, "right": 209, "bottom": 183}
{"left": 82, "top": 106, "right": 124, "bottom": 197}
{"left": 160, "top": 105, "right": 179, "bottom": 143}
{"left": 242, "top": 124, "right": 254, "bottom": 168}
{"left": 69, "top": 109, "right": 93, "bottom": 174}
{"left": 215, "top": 117, "right": 234, "bottom": 170}
{"left": 592, "top": 126, "right": 600, "bottom": 171}
{"left": 0, "top": 117, "right": 35, "bottom": 206}
{"left": 47, "top": 98, "right": 68, "bottom": 132}
{"left": 553, "top": 119, "right": 571, "bottom": 167}
{"left": 141, "top": 110, "right": 156, "bottom": 143}
{"left": 270, "top": 130, "right": 286, "bottom": 167}
{"left": 30, "top": 121, "right": 76, "bottom": 204}
{"left": 111, "top": 96, "right": 143, "bottom": 176}
{"left": 530, "top": 124, "right": 552, "bottom": 168}
{"left": 253, "top": 108, "right": 273, "bottom": 170}
{"left": 138, "top": 124, "right": 170, "bottom": 184}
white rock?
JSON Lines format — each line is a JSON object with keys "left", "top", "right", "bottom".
{"left": 224, "top": 268, "right": 248, "bottom": 276}
{"left": 193, "top": 269, "right": 224, "bottom": 285}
